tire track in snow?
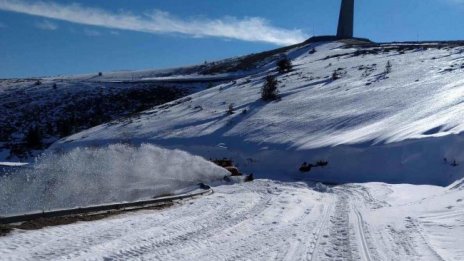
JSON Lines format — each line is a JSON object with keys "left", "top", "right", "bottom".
{"left": 187, "top": 186, "right": 321, "bottom": 261}
{"left": 335, "top": 185, "right": 380, "bottom": 261}
{"left": 6, "top": 181, "right": 434, "bottom": 260}
{"left": 340, "top": 184, "right": 443, "bottom": 261}
{"left": 353, "top": 206, "right": 373, "bottom": 261}
{"left": 308, "top": 194, "right": 336, "bottom": 261}
{"left": 3, "top": 181, "right": 303, "bottom": 261}
{"left": 93, "top": 181, "right": 330, "bottom": 261}
{"left": 406, "top": 217, "right": 445, "bottom": 261}
{"left": 102, "top": 190, "right": 275, "bottom": 260}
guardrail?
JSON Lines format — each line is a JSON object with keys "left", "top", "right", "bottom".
{"left": 0, "top": 184, "right": 212, "bottom": 224}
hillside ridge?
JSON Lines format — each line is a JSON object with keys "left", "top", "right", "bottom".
{"left": 47, "top": 39, "right": 464, "bottom": 185}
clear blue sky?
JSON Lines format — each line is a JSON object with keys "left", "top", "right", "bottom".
{"left": 0, "top": 0, "right": 463, "bottom": 78}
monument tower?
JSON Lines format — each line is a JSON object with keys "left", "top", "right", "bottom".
{"left": 337, "top": 0, "right": 354, "bottom": 39}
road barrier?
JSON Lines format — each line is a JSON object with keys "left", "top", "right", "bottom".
{"left": 0, "top": 184, "right": 212, "bottom": 224}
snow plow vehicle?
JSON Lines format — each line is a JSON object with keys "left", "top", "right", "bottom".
{"left": 299, "top": 160, "right": 329, "bottom": 173}
{"left": 211, "top": 158, "right": 253, "bottom": 182}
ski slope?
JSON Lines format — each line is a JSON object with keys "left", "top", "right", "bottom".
{"left": 52, "top": 40, "right": 464, "bottom": 185}
{"left": 2, "top": 179, "right": 464, "bottom": 260}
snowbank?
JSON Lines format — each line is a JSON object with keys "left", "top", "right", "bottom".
{"left": 153, "top": 133, "right": 464, "bottom": 186}
{"left": 0, "top": 144, "right": 228, "bottom": 216}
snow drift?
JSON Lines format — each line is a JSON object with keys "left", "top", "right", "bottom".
{"left": 0, "top": 144, "right": 228, "bottom": 216}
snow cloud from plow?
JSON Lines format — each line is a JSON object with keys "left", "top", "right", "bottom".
{"left": 0, "top": 144, "right": 228, "bottom": 216}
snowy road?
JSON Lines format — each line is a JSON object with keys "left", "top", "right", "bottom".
{"left": 1, "top": 180, "right": 462, "bottom": 260}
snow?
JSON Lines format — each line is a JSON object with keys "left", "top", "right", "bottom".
{"left": 4, "top": 39, "right": 464, "bottom": 260}
{"left": 2, "top": 179, "right": 464, "bottom": 260}
{"left": 0, "top": 162, "right": 28, "bottom": 167}
{"left": 51, "top": 41, "right": 464, "bottom": 185}
{"left": 0, "top": 144, "right": 228, "bottom": 216}
{"left": 0, "top": 48, "right": 269, "bottom": 162}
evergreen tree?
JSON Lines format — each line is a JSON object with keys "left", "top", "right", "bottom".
{"left": 261, "top": 75, "right": 279, "bottom": 101}
{"left": 277, "top": 57, "right": 293, "bottom": 74}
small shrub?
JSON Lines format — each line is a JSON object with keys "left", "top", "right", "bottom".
{"left": 385, "top": 61, "right": 392, "bottom": 73}
{"left": 315, "top": 160, "right": 329, "bottom": 167}
{"left": 261, "top": 75, "right": 279, "bottom": 101}
{"left": 277, "top": 57, "right": 292, "bottom": 74}
{"left": 227, "top": 103, "right": 235, "bottom": 115}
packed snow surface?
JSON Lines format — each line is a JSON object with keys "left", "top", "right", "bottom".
{"left": 2, "top": 179, "right": 464, "bottom": 260}
{"left": 0, "top": 144, "right": 228, "bottom": 216}
{"left": 52, "top": 41, "right": 464, "bottom": 185}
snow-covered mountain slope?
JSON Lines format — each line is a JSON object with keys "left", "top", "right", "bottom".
{"left": 2, "top": 179, "right": 464, "bottom": 260}
{"left": 0, "top": 79, "right": 196, "bottom": 161}
{"left": 51, "top": 40, "right": 464, "bottom": 185}
{"left": 0, "top": 39, "right": 307, "bottom": 161}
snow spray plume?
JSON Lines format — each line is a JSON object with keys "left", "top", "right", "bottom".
{"left": 0, "top": 144, "right": 227, "bottom": 215}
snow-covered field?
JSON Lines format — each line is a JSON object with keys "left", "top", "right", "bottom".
{"left": 2, "top": 179, "right": 464, "bottom": 260}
